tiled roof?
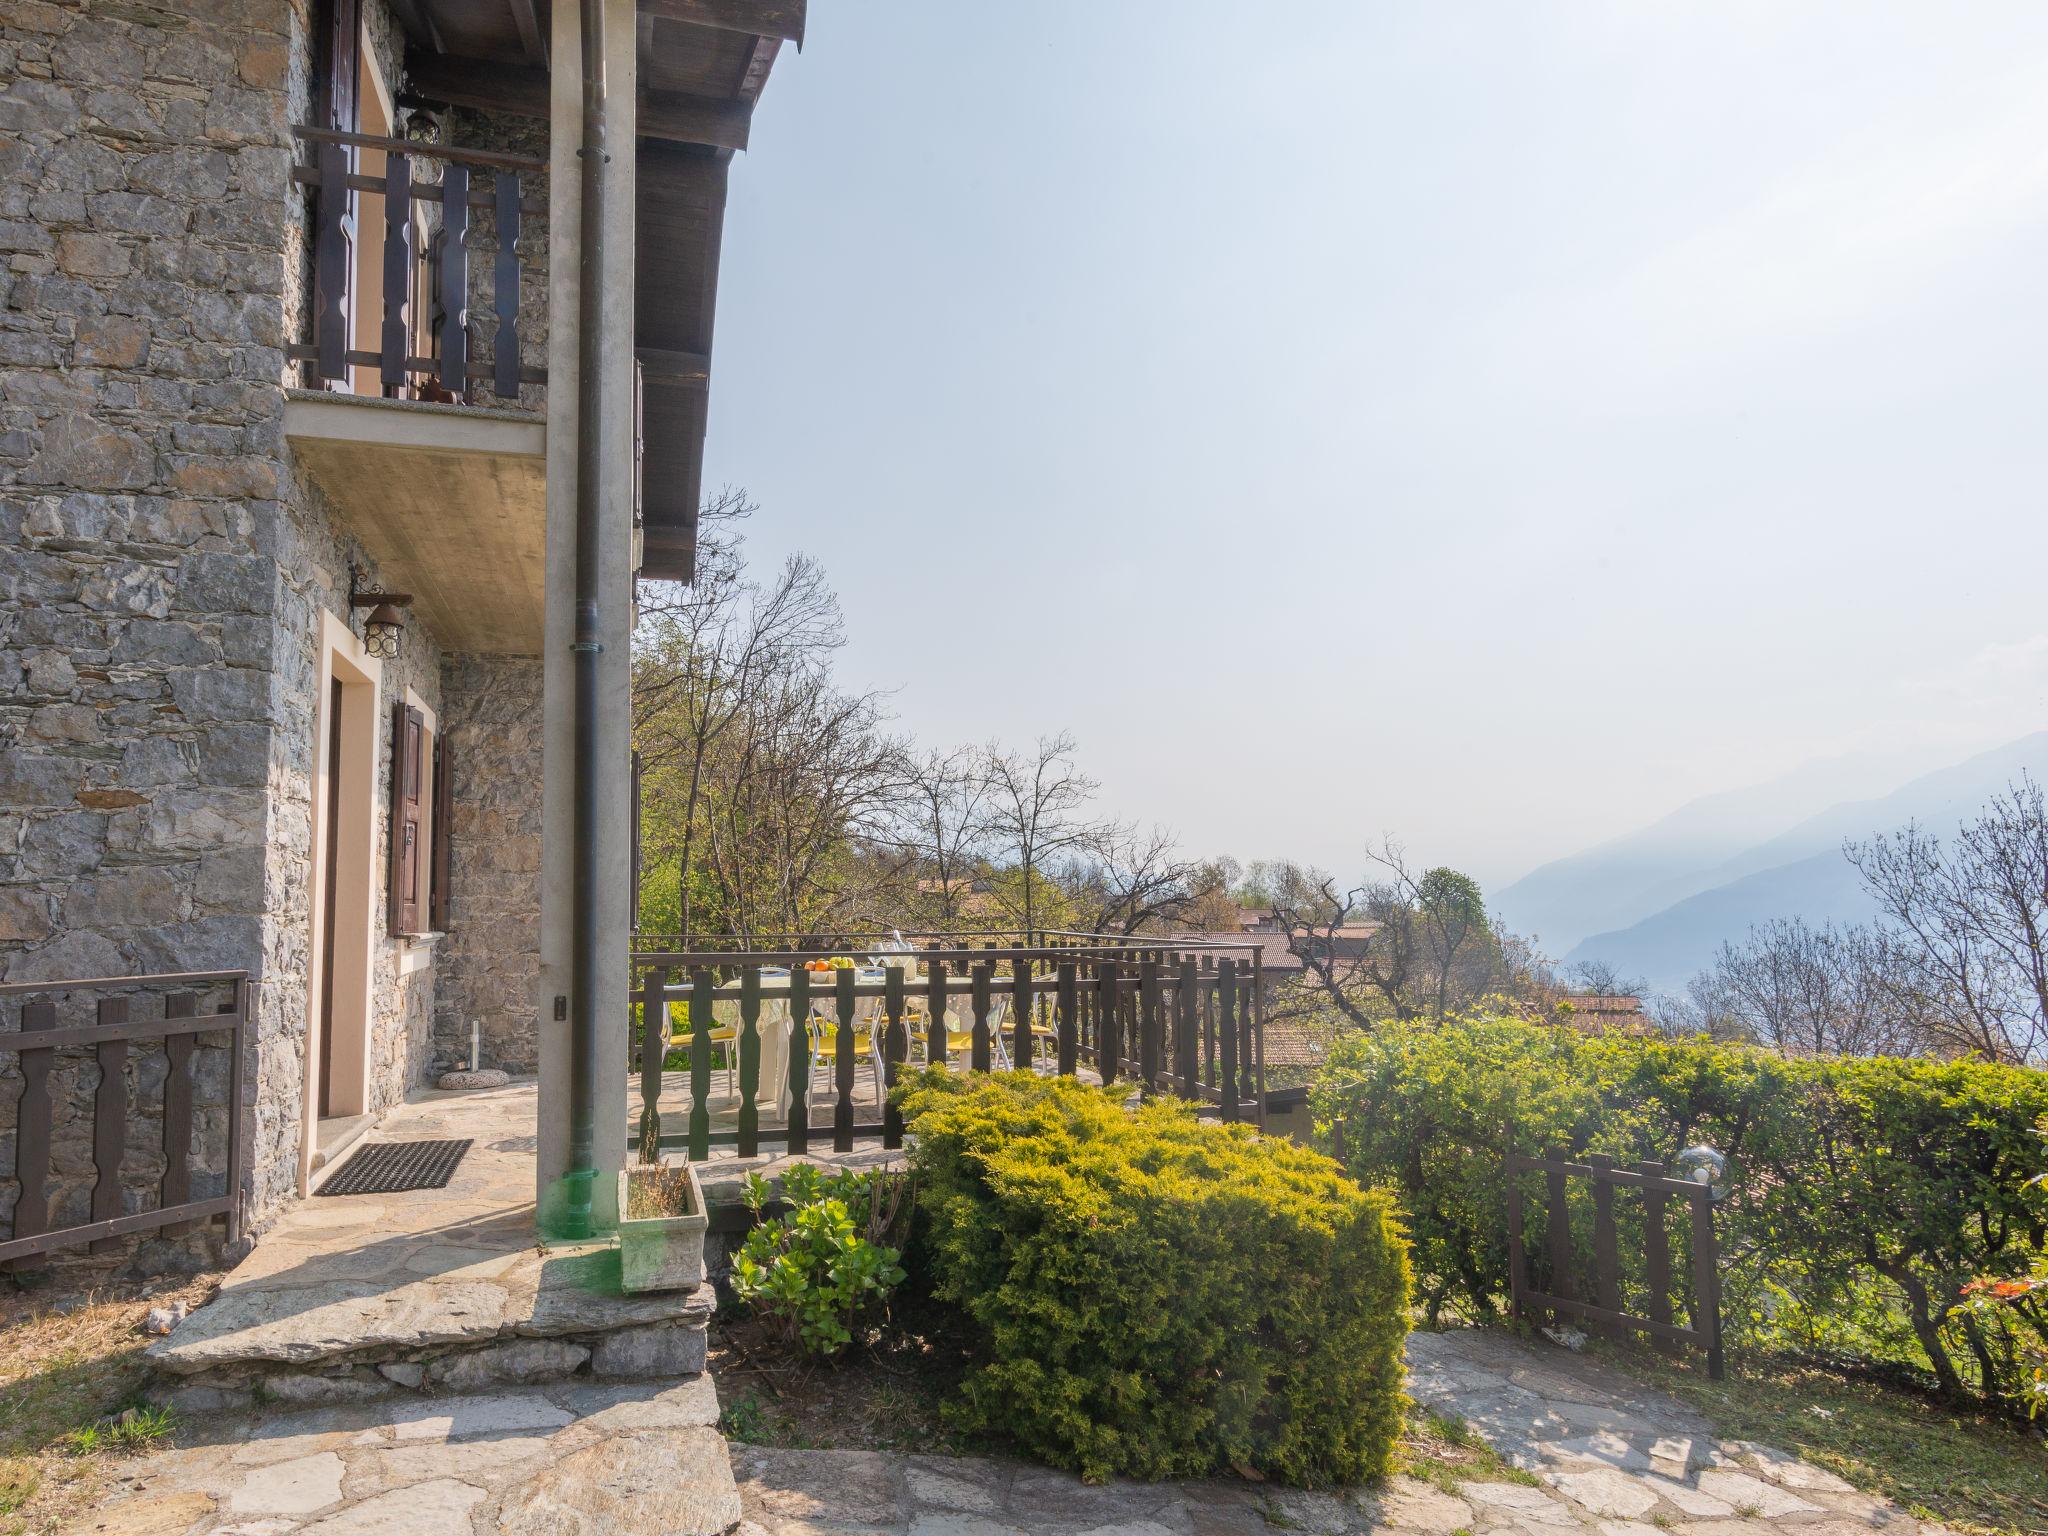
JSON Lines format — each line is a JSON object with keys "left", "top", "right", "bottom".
{"left": 1261, "top": 1016, "right": 1337, "bottom": 1069}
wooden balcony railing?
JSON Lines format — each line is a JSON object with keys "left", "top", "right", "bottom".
{"left": 1, "top": 970, "right": 248, "bottom": 1266}
{"left": 288, "top": 125, "right": 546, "bottom": 404}
{"left": 628, "top": 936, "right": 1267, "bottom": 1163}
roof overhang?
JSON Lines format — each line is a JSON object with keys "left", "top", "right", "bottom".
{"left": 392, "top": 0, "right": 802, "bottom": 583}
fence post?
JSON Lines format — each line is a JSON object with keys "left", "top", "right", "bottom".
{"left": 927, "top": 958, "right": 948, "bottom": 1067}
{"left": 1589, "top": 1153, "right": 1620, "bottom": 1338}
{"left": 737, "top": 967, "right": 761, "bottom": 1159}
{"left": 1638, "top": 1159, "right": 1677, "bottom": 1354}
{"left": 1545, "top": 1148, "right": 1572, "bottom": 1324}
{"left": 1055, "top": 961, "right": 1078, "bottom": 1075}
{"left": 8, "top": 1000, "right": 56, "bottom": 1271}
{"left": 381, "top": 151, "right": 412, "bottom": 392}
{"left": 688, "top": 968, "right": 714, "bottom": 1161}
{"left": 1217, "top": 958, "right": 1238, "bottom": 1120}
{"left": 833, "top": 966, "right": 856, "bottom": 1152}
{"left": 1138, "top": 957, "right": 1161, "bottom": 1093}
{"left": 1010, "top": 955, "right": 1033, "bottom": 1072}
{"left": 1096, "top": 960, "right": 1120, "bottom": 1084}
{"left": 882, "top": 965, "right": 907, "bottom": 1149}
{"left": 225, "top": 975, "right": 247, "bottom": 1243}
{"left": 637, "top": 966, "right": 669, "bottom": 1162}
{"left": 161, "top": 992, "right": 198, "bottom": 1236}
{"left": 1690, "top": 1187, "right": 1725, "bottom": 1379}
{"left": 970, "top": 961, "right": 992, "bottom": 1073}
{"left": 786, "top": 965, "right": 810, "bottom": 1156}
{"left": 1505, "top": 1151, "right": 1526, "bottom": 1324}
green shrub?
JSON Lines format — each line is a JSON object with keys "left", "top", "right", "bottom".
{"left": 731, "top": 1165, "right": 908, "bottom": 1356}
{"left": 899, "top": 1070, "right": 1411, "bottom": 1486}
{"left": 1308, "top": 1017, "right": 2048, "bottom": 1411}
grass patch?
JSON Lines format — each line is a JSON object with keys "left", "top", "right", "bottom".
{"left": 1602, "top": 1347, "right": 2048, "bottom": 1536}
{"left": 0, "top": 1268, "right": 217, "bottom": 1536}
{"left": 1394, "top": 1406, "right": 1540, "bottom": 1496}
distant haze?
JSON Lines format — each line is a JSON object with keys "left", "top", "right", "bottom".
{"left": 703, "top": 3, "right": 2048, "bottom": 889}
{"left": 1498, "top": 732, "right": 2048, "bottom": 993}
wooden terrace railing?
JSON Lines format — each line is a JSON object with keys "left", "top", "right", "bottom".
{"left": 288, "top": 125, "right": 546, "bottom": 403}
{"left": 629, "top": 936, "right": 1266, "bottom": 1163}
{"left": 1506, "top": 1148, "right": 1725, "bottom": 1378}
{"left": 1, "top": 971, "right": 249, "bottom": 1267}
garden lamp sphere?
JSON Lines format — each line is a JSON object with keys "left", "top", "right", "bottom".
{"left": 1674, "top": 1144, "right": 1729, "bottom": 1200}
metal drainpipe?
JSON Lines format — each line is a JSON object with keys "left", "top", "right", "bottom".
{"left": 564, "top": 0, "right": 609, "bottom": 1241}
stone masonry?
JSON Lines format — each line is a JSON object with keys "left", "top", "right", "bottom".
{"left": 0, "top": 0, "right": 549, "bottom": 1244}
{"left": 433, "top": 654, "right": 543, "bottom": 1076}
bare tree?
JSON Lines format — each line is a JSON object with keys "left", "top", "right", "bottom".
{"left": 1847, "top": 777, "right": 2048, "bottom": 1064}
{"left": 1565, "top": 958, "right": 1648, "bottom": 998}
{"left": 1064, "top": 822, "right": 1202, "bottom": 936}
{"left": 634, "top": 492, "right": 845, "bottom": 936}
{"left": 1266, "top": 842, "right": 1504, "bottom": 1025}
{"left": 874, "top": 746, "right": 992, "bottom": 929}
{"left": 1689, "top": 918, "right": 1924, "bottom": 1057}
{"left": 979, "top": 733, "right": 1104, "bottom": 938}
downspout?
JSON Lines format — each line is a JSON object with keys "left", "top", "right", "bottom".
{"left": 565, "top": 0, "right": 609, "bottom": 1240}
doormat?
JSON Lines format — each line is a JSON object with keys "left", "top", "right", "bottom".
{"left": 317, "top": 1138, "right": 472, "bottom": 1196}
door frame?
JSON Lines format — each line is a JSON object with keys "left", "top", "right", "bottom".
{"left": 300, "top": 609, "right": 382, "bottom": 1194}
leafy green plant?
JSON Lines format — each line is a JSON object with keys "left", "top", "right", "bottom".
{"left": 1309, "top": 1016, "right": 2048, "bottom": 1412}
{"left": 731, "top": 1165, "right": 908, "bottom": 1356}
{"left": 898, "top": 1069, "right": 1411, "bottom": 1487}
{"left": 1962, "top": 1118, "right": 2048, "bottom": 1418}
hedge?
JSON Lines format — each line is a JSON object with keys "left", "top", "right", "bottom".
{"left": 1307, "top": 1017, "right": 2048, "bottom": 1409}
{"left": 899, "top": 1070, "right": 1412, "bottom": 1485}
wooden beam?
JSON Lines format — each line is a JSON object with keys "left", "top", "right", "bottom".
{"left": 638, "top": 0, "right": 805, "bottom": 46}
{"left": 405, "top": 52, "right": 549, "bottom": 116}
{"left": 635, "top": 346, "right": 709, "bottom": 386}
{"left": 737, "top": 35, "right": 781, "bottom": 101}
{"left": 405, "top": 53, "right": 754, "bottom": 150}
{"left": 642, "top": 87, "right": 751, "bottom": 151}
{"left": 507, "top": 0, "right": 547, "bottom": 65}
{"left": 386, "top": 0, "right": 444, "bottom": 53}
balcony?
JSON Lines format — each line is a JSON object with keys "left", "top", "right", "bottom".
{"left": 284, "top": 126, "right": 548, "bottom": 655}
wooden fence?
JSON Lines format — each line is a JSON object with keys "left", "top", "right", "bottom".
{"left": 629, "top": 939, "right": 1266, "bottom": 1161}
{"left": 286, "top": 125, "right": 546, "bottom": 402}
{"left": 1, "top": 971, "right": 248, "bottom": 1266}
{"left": 1506, "top": 1149, "right": 1724, "bottom": 1378}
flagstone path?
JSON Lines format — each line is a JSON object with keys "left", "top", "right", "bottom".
{"left": 70, "top": 1327, "right": 1938, "bottom": 1536}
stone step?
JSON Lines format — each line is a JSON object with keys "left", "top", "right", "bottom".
{"left": 150, "top": 1245, "right": 717, "bottom": 1414}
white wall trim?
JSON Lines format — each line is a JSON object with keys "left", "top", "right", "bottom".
{"left": 299, "top": 608, "right": 383, "bottom": 1195}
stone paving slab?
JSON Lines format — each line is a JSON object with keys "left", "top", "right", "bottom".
{"left": 147, "top": 1087, "right": 713, "bottom": 1384}
{"left": 68, "top": 1377, "right": 725, "bottom": 1536}
{"left": 731, "top": 1330, "right": 1942, "bottom": 1536}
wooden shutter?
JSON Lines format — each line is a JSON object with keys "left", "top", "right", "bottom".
{"left": 389, "top": 702, "right": 424, "bottom": 935}
{"left": 429, "top": 730, "right": 451, "bottom": 932}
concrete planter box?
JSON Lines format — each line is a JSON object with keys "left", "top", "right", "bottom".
{"left": 617, "top": 1162, "right": 708, "bottom": 1293}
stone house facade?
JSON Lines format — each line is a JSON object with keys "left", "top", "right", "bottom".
{"left": 2, "top": 0, "right": 788, "bottom": 1256}
{"left": 0, "top": 0, "right": 546, "bottom": 1238}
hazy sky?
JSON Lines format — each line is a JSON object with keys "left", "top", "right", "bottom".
{"left": 698, "top": 2, "right": 2048, "bottom": 892}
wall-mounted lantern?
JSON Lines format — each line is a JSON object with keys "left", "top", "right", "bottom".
{"left": 348, "top": 567, "right": 414, "bottom": 661}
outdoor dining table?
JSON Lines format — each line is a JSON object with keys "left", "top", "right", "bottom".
{"left": 706, "top": 965, "right": 896, "bottom": 1118}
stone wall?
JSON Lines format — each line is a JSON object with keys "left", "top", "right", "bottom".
{"left": 0, "top": 0, "right": 454, "bottom": 1238}
{"left": 433, "top": 655, "right": 543, "bottom": 1075}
